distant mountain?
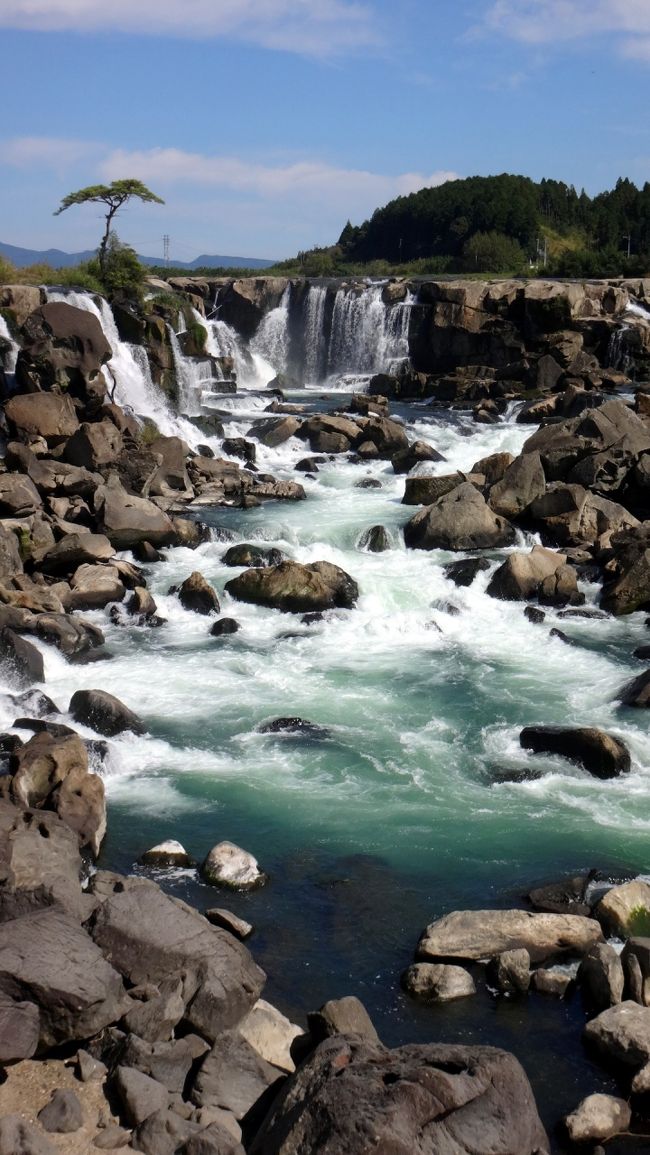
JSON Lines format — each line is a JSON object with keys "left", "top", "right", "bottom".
{"left": 0, "top": 241, "right": 275, "bottom": 271}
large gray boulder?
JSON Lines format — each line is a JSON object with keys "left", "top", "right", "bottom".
{"left": 191, "top": 1030, "right": 285, "bottom": 1120}
{"left": 95, "top": 477, "right": 175, "bottom": 548}
{"left": 63, "top": 419, "right": 123, "bottom": 471}
{"left": 583, "top": 1001, "right": 650, "bottom": 1069}
{"left": 578, "top": 943, "right": 625, "bottom": 1011}
{"left": 486, "top": 545, "right": 567, "bottom": 601}
{"left": 404, "top": 483, "right": 516, "bottom": 551}
{"left": 69, "top": 688, "right": 145, "bottom": 737}
{"left": 90, "top": 874, "right": 265, "bottom": 1042}
{"left": 0, "top": 800, "right": 86, "bottom": 919}
{"left": 417, "top": 908, "right": 602, "bottom": 963}
{"left": 4, "top": 391, "right": 80, "bottom": 445}
{"left": 564, "top": 1093, "right": 631, "bottom": 1145}
{"left": 488, "top": 451, "right": 545, "bottom": 519}
{"left": 0, "top": 906, "right": 127, "bottom": 1048}
{"left": 15, "top": 301, "right": 111, "bottom": 399}
{"left": 225, "top": 560, "right": 358, "bottom": 614}
{"left": 249, "top": 1035, "right": 549, "bottom": 1155}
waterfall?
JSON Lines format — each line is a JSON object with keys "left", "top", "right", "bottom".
{"left": 44, "top": 289, "right": 220, "bottom": 449}
{"left": 302, "top": 285, "right": 328, "bottom": 384}
{"left": 608, "top": 299, "right": 650, "bottom": 373}
{"left": 167, "top": 324, "right": 214, "bottom": 417}
{"left": 250, "top": 285, "right": 291, "bottom": 377}
{"left": 325, "top": 285, "right": 414, "bottom": 381}
{"left": 0, "top": 314, "right": 19, "bottom": 382}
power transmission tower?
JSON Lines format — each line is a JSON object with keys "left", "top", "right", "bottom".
{"left": 163, "top": 234, "right": 170, "bottom": 266}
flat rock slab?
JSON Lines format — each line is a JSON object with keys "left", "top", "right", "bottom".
{"left": 249, "top": 1036, "right": 549, "bottom": 1155}
{"left": 417, "top": 908, "right": 602, "bottom": 963}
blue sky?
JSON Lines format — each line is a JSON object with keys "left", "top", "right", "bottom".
{"left": 2, "top": 0, "right": 650, "bottom": 262}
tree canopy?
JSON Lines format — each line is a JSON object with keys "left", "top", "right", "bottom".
{"left": 54, "top": 179, "right": 164, "bottom": 273}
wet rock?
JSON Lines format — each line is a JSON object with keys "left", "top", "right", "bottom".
{"left": 549, "top": 627, "right": 577, "bottom": 646}
{"left": 564, "top": 1093, "right": 631, "bottom": 1145}
{"left": 443, "top": 557, "right": 490, "bottom": 587}
{"left": 126, "top": 586, "right": 158, "bottom": 619}
{"left": 402, "top": 471, "right": 464, "bottom": 506}
{"left": 401, "top": 962, "right": 476, "bottom": 1002}
{"left": 578, "top": 943, "right": 625, "bottom": 1010}
{"left": 307, "top": 996, "right": 379, "bottom": 1044}
{"left": 37, "top": 1089, "right": 83, "bottom": 1133}
{"left": 487, "top": 545, "right": 567, "bottom": 602}
{"left": 594, "top": 880, "right": 650, "bottom": 937}
{"left": 619, "top": 668, "right": 650, "bottom": 707}
{"left": 222, "top": 437, "right": 256, "bottom": 464}
{"left": 249, "top": 415, "right": 301, "bottom": 448}
{"left": 139, "top": 840, "right": 193, "bottom": 868}
{"left": 583, "top": 1001, "right": 650, "bottom": 1069}
{"left": 210, "top": 618, "right": 241, "bottom": 637}
{"left": 357, "top": 525, "right": 390, "bottom": 552}
{"left": 528, "top": 874, "right": 592, "bottom": 917}
{"left": 205, "top": 909, "right": 254, "bottom": 941}
{"left": 404, "top": 483, "right": 516, "bottom": 551}
{"left": 201, "top": 842, "right": 266, "bottom": 890}
{"left": 531, "top": 968, "right": 573, "bottom": 997}
{"left": 417, "top": 908, "right": 602, "bottom": 963}
{"left": 258, "top": 717, "right": 328, "bottom": 738}
{"left": 69, "top": 688, "right": 146, "bottom": 737}
{"left": 391, "top": 440, "right": 445, "bottom": 474}
{"left": 249, "top": 1036, "right": 549, "bottom": 1155}
{"left": 225, "top": 560, "right": 358, "bottom": 614}
{"left": 222, "top": 544, "right": 287, "bottom": 568}
{"left": 520, "top": 726, "right": 631, "bottom": 779}
{"left": 538, "top": 563, "right": 584, "bottom": 608}
{"left": 34, "top": 612, "right": 105, "bottom": 656}
{"left": 178, "top": 571, "right": 220, "bottom": 615}
{"left": 0, "top": 629, "right": 45, "bottom": 684}
{"left": 486, "top": 948, "right": 531, "bottom": 994}
{"left": 524, "top": 606, "right": 546, "bottom": 624}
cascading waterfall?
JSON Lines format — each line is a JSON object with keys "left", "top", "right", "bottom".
{"left": 250, "top": 285, "right": 291, "bottom": 376}
{"left": 325, "top": 285, "right": 414, "bottom": 382}
{"left": 0, "top": 314, "right": 19, "bottom": 380}
{"left": 608, "top": 299, "right": 650, "bottom": 373}
{"left": 166, "top": 324, "right": 214, "bottom": 418}
{"left": 302, "top": 284, "right": 328, "bottom": 383}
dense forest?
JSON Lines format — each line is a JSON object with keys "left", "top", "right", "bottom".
{"left": 272, "top": 174, "right": 650, "bottom": 278}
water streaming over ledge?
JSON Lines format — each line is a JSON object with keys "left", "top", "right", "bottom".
{"left": 6, "top": 284, "right": 650, "bottom": 1142}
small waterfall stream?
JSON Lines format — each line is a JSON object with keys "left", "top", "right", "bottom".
{"left": 325, "top": 285, "right": 414, "bottom": 380}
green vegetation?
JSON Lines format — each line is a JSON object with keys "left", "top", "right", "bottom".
{"left": 54, "top": 178, "right": 164, "bottom": 276}
{"left": 627, "top": 905, "right": 650, "bottom": 937}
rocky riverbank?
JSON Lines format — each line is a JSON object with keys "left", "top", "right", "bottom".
{"left": 0, "top": 278, "right": 650, "bottom": 1150}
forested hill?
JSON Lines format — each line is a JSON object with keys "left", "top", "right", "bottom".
{"left": 333, "top": 174, "right": 650, "bottom": 276}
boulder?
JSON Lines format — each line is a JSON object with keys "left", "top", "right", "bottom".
{"left": 358, "top": 525, "right": 391, "bottom": 552}
{"left": 402, "top": 472, "right": 464, "bottom": 506}
{"left": 238, "top": 999, "right": 304, "bottom": 1073}
{"left": 602, "top": 539, "right": 650, "bottom": 615}
{"left": 595, "top": 881, "right": 650, "bottom": 938}
{"left": 95, "top": 478, "right": 175, "bottom": 548}
{"left": 0, "top": 474, "right": 42, "bottom": 517}
{"left": 622, "top": 938, "right": 650, "bottom": 1006}
{"left": 488, "top": 452, "right": 546, "bottom": 520}
{"left": 4, "top": 392, "right": 80, "bottom": 446}
{"left": 35, "top": 532, "right": 115, "bottom": 575}
{"left": 15, "top": 301, "right": 111, "bottom": 398}
{"left": 69, "top": 563, "right": 125, "bottom": 610}
{"left": 0, "top": 629, "right": 45, "bottom": 684}
{"left": 444, "top": 557, "right": 491, "bottom": 587}
{"left": 11, "top": 731, "right": 88, "bottom": 809}
{"left": 211, "top": 618, "right": 241, "bottom": 637}
{"left": 520, "top": 726, "right": 631, "bottom": 779}
{"left": 404, "top": 483, "right": 516, "bottom": 551}
{"left": 486, "top": 948, "right": 531, "bottom": 995}
{"left": 391, "top": 440, "right": 445, "bottom": 474}
{"left": 51, "top": 764, "right": 106, "bottom": 856}
{"left": 487, "top": 545, "right": 567, "bottom": 601}
{"left": 121, "top": 1031, "right": 199, "bottom": 1091}
{"left": 201, "top": 841, "right": 266, "bottom": 889}
{"left": 401, "top": 962, "right": 476, "bottom": 1002}
{"left": 528, "top": 484, "right": 638, "bottom": 547}
{"left": 583, "top": 1001, "right": 650, "bottom": 1068}
{"left": 0, "top": 800, "right": 85, "bottom": 919}
{"left": 531, "top": 968, "right": 573, "bottom": 997}
{"left": 0, "top": 995, "right": 40, "bottom": 1064}
{"left": 34, "top": 612, "right": 104, "bottom": 656}
{"left": 307, "top": 997, "right": 379, "bottom": 1045}
{"left": 0, "top": 523, "right": 23, "bottom": 578}
{"left": 191, "top": 1030, "right": 285, "bottom": 1120}
{"left": 619, "top": 668, "right": 650, "bottom": 707}
{"left": 225, "top": 560, "right": 358, "bottom": 614}
{"left": 0, "top": 906, "right": 127, "bottom": 1048}
{"left": 148, "top": 435, "right": 191, "bottom": 495}
{"left": 126, "top": 586, "right": 159, "bottom": 620}
{"left": 63, "top": 420, "right": 123, "bottom": 471}
{"left": 114, "top": 1065, "right": 169, "bottom": 1126}
{"left": 249, "top": 1036, "right": 548, "bottom": 1155}
{"left": 178, "top": 571, "right": 220, "bottom": 615}
{"left": 37, "top": 1089, "right": 83, "bottom": 1134}
{"left": 139, "top": 840, "right": 193, "bottom": 868}
{"left": 248, "top": 416, "right": 301, "bottom": 448}
{"left": 578, "top": 943, "right": 625, "bottom": 1010}
{"left": 205, "top": 909, "right": 253, "bottom": 941}
{"left": 222, "top": 544, "right": 287, "bottom": 568}
{"left": 131, "top": 1108, "right": 199, "bottom": 1155}
{"left": 417, "top": 908, "right": 602, "bottom": 963}
{"left": 69, "top": 688, "right": 145, "bottom": 736}
{"left": 359, "top": 415, "right": 409, "bottom": 458}
{"left": 565, "top": 1093, "right": 631, "bottom": 1145}
{"left": 90, "top": 874, "right": 265, "bottom": 1042}
{"left": 0, "top": 1115, "right": 57, "bottom": 1155}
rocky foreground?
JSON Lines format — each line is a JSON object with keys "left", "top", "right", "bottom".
{"left": 1, "top": 278, "right": 650, "bottom": 1150}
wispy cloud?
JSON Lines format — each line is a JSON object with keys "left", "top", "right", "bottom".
{"left": 481, "top": 0, "right": 650, "bottom": 60}
{"left": 4, "top": 136, "right": 100, "bottom": 168}
{"left": 99, "top": 146, "right": 458, "bottom": 206}
{"left": 0, "top": 0, "right": 381, "bottom": 57}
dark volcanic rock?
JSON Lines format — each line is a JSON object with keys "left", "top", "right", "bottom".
{"left": 618, "top": 668, "right": 650, "bottom": 707}
{"left": 443, "top": 557, "right": 491, "bottom": 587}
{"left": 249, "top": 1035, "right": 549, "bottom": 1155}
{"left": 520, "top": 726, "right": 631, "bottom": 779}
{"left": 69, "top": 688, "right": 145, "bottom": 736}
{"left": 178, "top": 571, "right": 220, "bottom": 615}
{"left": 222, "top": 544, "right": 287, "bottom": 568}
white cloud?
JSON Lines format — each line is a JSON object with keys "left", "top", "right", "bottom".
{"left": 4, "top": 136, "right": 100, "bottom": 168}
{"left": 0, "top": 0, "right": 381, "bottom": 56}
{"left": 99, "top": 147, "right": 458, "bottom": 207}
{"left": 482, "top": 0, "right": 650, "bottom": 54}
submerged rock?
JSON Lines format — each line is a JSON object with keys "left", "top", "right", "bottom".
{"left": 69, "top": 688, "right": 146, "bottom": 737}
{"left": 401, "top": 962, "right": 476, "bottom": 1002}
{"left": 564, "top": 1093, "right": 631, "bottom": 1145}
{"left": 178, "top": 571, "right": 220, "bottom": 615}
{"left": 139, "top": 840, "right": 194, "bottom": 868}
{"left": 257, "top": 717, "right": 329, "bottom": 739}
{"left": 357, "top": 525, "right": 391, "bottom": 552}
